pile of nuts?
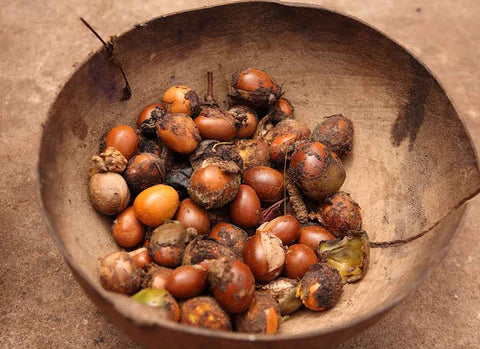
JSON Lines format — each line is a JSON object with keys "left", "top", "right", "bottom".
{"left": 91, "top": 69, "right": 370, "bottom": 334}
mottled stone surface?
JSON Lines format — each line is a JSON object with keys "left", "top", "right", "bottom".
{"left": 0, "top": 1, "right": 478, "bottom": 348}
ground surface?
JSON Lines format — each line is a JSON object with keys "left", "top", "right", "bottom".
{"left": 1, "top": 0, "right": 479, "bottom": 348}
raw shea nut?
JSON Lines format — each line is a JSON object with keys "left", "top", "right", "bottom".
{"left": 156, "top": 113, "right": 201, "bottom": 154}
{"left": 243, "top": 232, "right": 286, "bottom": 282}
{"left": 124, "top": 153, "right": 167, "bottom": 196}
{"left": 91, "top": 147, "right": 127, "bottom": 175}
{"left": 180, "top": 296, "right": 231, "bottom": 331}
{"left": 112, "top": 206, "right": 146, "bottom": 248}
{"left": 227, "top": 105, "right": 258, "bottom": 139}
{"left": 229, "top": 184, "right": 262, "bottom": 229}
{"left": 89, "top": 172, "right": 130, "bottom": 215}
{"left": 162, "top": 85, "right": 200, "bottom": 117}
{"left": 128, "top": 247, "right": 152, "bottom": 269}
{"left": 194, "top": 107, "right": 237, "bottom": 141}
{"left": 257, "top": 278, "right": 302, "bottom": 315}
{"left": 133, "top": 184, "right": 179, "bottom": 227}
{"left": 298, "top": 224, "right": 336, "bottom": 250}
{"left": 141, "top": 264, "right": 173, "bottom": 289}
{"left": 209, "top": 222, "right": 248, "bottom": 259}
{"left": 188, "top": 140, "right": 243, "bottom": 171}
{"left": 264, "top": 118, "right": 311, "bottom": 143}
{"left": 289, "top": 141, "right": 346, "bottom": 200}
{"left": 296, "top": 263, "right": 343, "bottom": 311}
{"left": 182, "top": 235, "right": 236, "bottom": 266}
{"left": 99, "top": 251, "right": 140, "bottom": 295}
{"left": 256, "top": 215, "right": 300, "bottom": 246}
{"left": 243, "top": 166, "right": 284, "bottom": 203}
{"left": 235, "top": 291, "right": 281, "bottom": 334}
{"left": 103, "top": 125, "right": 139, "bottom": 160}
{"left": 311, "top": 114, "right": 354, "bottom": 157}
{"left": 233, "top": 139, "right": 270, "bottom": 171}
{"left": 148, "top": 221, "right": 197, "bottom": 268}
{"left": 269, "top": 98, "right": 294, "bottom": 124}
{"left": 175, "top": 198, "right": 211, "bottom": 235}
{"left": 321, "top": 191, "right": 362, "bottom": 237}
{"left": 132, "top": 288, "right": 180, "bottom": 322}
{"left": 166, "top": 265, "right": 207, "bottom": 300}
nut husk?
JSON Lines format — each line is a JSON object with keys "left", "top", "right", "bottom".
{"left": 233, "top": 139, "right": 270, "bottom": 171}
{"left": 182, "top": 235, "right": 236, "bottom": 265}
{"left": 89, "top": 172, "right": 130, "bottom": 216}
{"left": 257, "top": 277, "right": 302, "bottom": 315}
{"left": 99, "top": 251, "right": 140, "bottom": 295}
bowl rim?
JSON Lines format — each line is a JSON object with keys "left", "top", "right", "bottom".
{"left": 36, "top": 0, "right": 480, "bottom": 342}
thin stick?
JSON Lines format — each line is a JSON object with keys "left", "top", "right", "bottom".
{"left": 79, "top": 17, "right": 110, "bottom": 49}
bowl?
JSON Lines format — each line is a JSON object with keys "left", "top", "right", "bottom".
{"left": 37, "top": 1, "right": 480, "bottom": 348}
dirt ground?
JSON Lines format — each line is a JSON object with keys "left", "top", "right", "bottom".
{"left": 1, "top": 0, "right": 479, "bottom": 348}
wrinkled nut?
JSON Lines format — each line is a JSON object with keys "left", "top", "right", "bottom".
{"left": 104, "top": 125, "right": 139, "bottom": 160}
{"left": 233, "top": 139, "right": 270, "bottom": 171}
{"left": 180, "top": 296, "right": 231, "bottom": 331}
{"left": 112, "top": 206, "right": 146, "bottom": 248}
{"left": 269, "top": 98, "right": 294, "bottom": 124}
{"left": 166, "top": 265, "right": 207, "bottom": 300}
{"left": 296, "top": 263, "right": 343, "bottom": 311}
{"left": 188, "top": 165, "right": 241, "bottom": 210}
{"left": 322, "top": 191, "right": 362, "bottom": 237}
{"left": 124, "top": 153, "right": 167, "bottom": 196}
{"left": 284, "top": 244, "right": 319, "bottom": 279}
{"left": 311, "top": 114, "right": 354, "bottom": 157}
{"left": 257, "top": 278, "right": 302, "bottom": 315}
{"left": 318, "top": 231, "right": 370, "bottom": 283}
{"left": 99, "top": 251, "right": 140, "bottom": 295}
{"left": 89, "top": 172, "right": 130, "bottom": 216}
{"left": 194, "top": 107, "right": 237, "bottom": 141}
{"left": 141, "top": 264, "right": 173, "bottom": 289}
{"left": 209, "top": 222, "right": 248, "bottom": 259}
{"left": 298, "top": 225, "right": 336, "bottom": 250}
{"left": 175, "top": 198, "right": 211, "bottom": 235}
{"left": 256, "top": 215, "right": 300, "bottom": 246}
{"left": 91, "top": 147, "right": 127, "bottom": 175}
{"left": 147, "top": 221, "right": 197, "bottom": 268}
{"left": 132, "top": 288, "right": 180, "bottom": 322}
{"left": 182, "top": 235, "right": 236, "bottom": 265}
{"left": 128, "top": 247, "right": 152, "bottom": 269}
{"left": 226, "top": 105, "right": 259, "bottom": 139}
{"left": 243, "top": 232, "right": 286, "bottom": 282}
{"left": 243, "top": 166, "right": 284, "bottom": 203}
{"left": 289, "top": 141, "right": 346, "bottom": 200}
{"left": 235, "top": 291, "right": 281, "bottom": 334}
{"left": 208, "top": 258, "right": 256, "bottom": 313}
{"left": 157, "top": 113, "right": 201, "bottom": 154}
{"left": 162, "top": 85, "right": 200, "bottom": 117}
{"left": 133, "top": 184, "right": 179, "bottom": 227}
{"left": 228, "top": 68, "right": 281, "bottom": 108}
{"left": 229, "top": 185, "right": 262, "bottom": 229}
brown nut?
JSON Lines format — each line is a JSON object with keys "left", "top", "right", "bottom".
{"left": 289, "top": 141, "right": 346, "bottom": 200}
{"left": 124, "top": 153, "right": 167, "bottom": 196}
{"left": 128, "top": 247, "right": 152, "bottom": 269}
{"left": 99, "top": 251, "right": 140, "bottom": 295}
{"left": 182, "top": 235, "right": 236, "bottom": 265}
{"left": 162, "top": 85, "right": 200, "bottom": 117}
{"left": 112, "top": 206, "right": 146, "bottom": 248}
{"left": 296, "top": 263, "right": 342, "bottom": 311}
{"left": 257, "top": 277, "right": 302, "bottom": 315}
{"left": 209, "top": 258, "right": 255, "bottom": 313}
{"left": 235, "top": 291, "right": 281, "bottom": 334}
{"left": 298, "top": 225, "right": 336, "bottom": 250}
{"left": 180, "top": 296, "right": 231, "bottom": 331}
{"left": 133, "top": 184, "right": 179, "bottom": 227}
{"left": 243, "top": 232, "right": 285, "bottom": 282}
{"left": 269, "top": 133, "right": 298, "bottom": 165}
{"left": 194, "top": 107, "right": 236, "bottom": 141}
{"left": 209, "top": 222, "right": 248, "bottom": 259}
{"left": 228, "top": 68, "right": 281, "bottom": 108}
{"left": 256, "top": 215, "right": 300, "bottom": 246}
{"left": 285, "top": 244, "right": 319, "bottom": 279}
{"left": 175, "top": 198, "right": 211, "bottom": 235}
{"left": 322, "top": 191, "right": 362, "bottom": 237}
{"left": 243, "top": 166, "right": 284, "bottom": 203}
{"left": 226, "top": 105, "right": 259, "bottom": 139}
{"left": 229, "top": 184, "right": 262, "bottom": 229}
{"left": 269, "top": 98, "right": 294, "bottom": 124}
{"left": 165, "top": 161, "right": 194, "bottom": 201}
{"left": 141, "top": 264, "right": 173, "bottom": 289}
{"left": 265, "top": 119, "right": 311, "bottom": 143}
{"left": 157, "top": 113, "right": 201, "bottom": 154}
{"left": 138, "top": 103, "right": 166, "bottom": 128}
{"left": 166, "top": 265, "right": 207, "bottom": 300}
{"left": 311, "top": 114, "right": 354, "bottom": 157}
{"left": 104, "top": 125, "right": 139, "bottom": 160}
{"left": 89, "top": 172, "right": 130, "bottom": 216}
{"left": 233, "top": 139, "right": 270, "bottom": 171}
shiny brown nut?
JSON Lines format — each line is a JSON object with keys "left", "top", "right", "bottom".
{"left": 112, "top": 206, "right": 146, "bottom": 248}
{"left": 298, "top": 225, "right": 336, "bottom": 250}
{"left": 162, "top": 85, "right": 200, "bottom": 117}
{"left": 256, "top": 215, "right": 300, "bottom": 246}
{"left": 175, "top": 198, "right": 211, "bottom": 235}
{"left": 104, "top": 125, "right": 139, "bottom": 160}
{"left": 228, "top": 68, "right": 281, "bottom": 108}
{"left": 166, "top": 265, "right": 207, "bottom": 300}
{"left": 284, "top": 244, "right": 319, "bottom": 279}
{"left": 194, "top": 107, "right": 236, "bottom": 141}
{"left": 229, "top": 185, "right": 262, "bottom": 229}
{"left": 243, "top": 166, "right": 284, "bottom": 203}
{"left": 123, "top": 153, "right": 167, "bottom": 196}
{"left": 243, "top": 232, "right": 285, "bottom": 282}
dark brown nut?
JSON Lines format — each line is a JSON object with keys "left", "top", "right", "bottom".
{"left": 123, "top": 153, "right": 167, "bottom": 196}
{"left": 209, "top": 222, "right": 248, "bottom": 259}
{"left": 137, "top": 137, "right": 174, "bottom": 168}
{"left": 229, "top": 184, "right": 262, "bottom": 229}
{"left": 162, "top": 85, "right": 200, "bottom": 117}
{"left": 269, "top": 98, "right": 294, "bottom": 124}
{"left": 99, "top": 251, "right": 140, "bottom": 295}
{"left": 235, "top": 291, "right": 281, "bottom": 334}
{"left": 243, "top": 232, "right": 286, "bottom": 282}
{"left": 157, "top": 113, "right": 201, "bottom": 154}
{"left": 256, "top": 215, "right": 300, "bottom": 246}
{"left": 175, "top": 198, "right": 211, "bottom": 235}
{"left": 233, "top": 139, "right": 270, "bottom": 171}
{"left": 188, "top": 165, "right": 241, "bottom": 210}
{"left": 321, "top": 191, "right": 362, "bottom": 237}
{"left": 147, "top": 221, "right": 197, "bottom": 268}
{"left": 289, "top": 141, "right": 346, "bottom": 200}
{"left": 318, "top": 231, "right": 370, "bottom": 283}
{"left": 166, "top": 265, "right": 207, "bottom": 300}
{"left": 311, "top": 114, "right": 354, "bottom": 157}
{"left": 208, "top": 258, "right": 255, "bottom": 313}
{"left": 165, "top": 161, "right": 194, "bottom": 201}
{"left": 226, "top": 105, "right": 259, "bottom": 139}
{"left": 132, "top": 288, "right": 180, "bottom": 322}
{"left": 194, "top": 107, "right": 236, "bottom": 141}
{"left": 257, "top": 278, "right": 302, "bottom": 315}
{"left": 243, "top": 166, "right": 284, "bottom": 203}
{"left": 284, "top": 244, "right": 319, "bottom": 279}
{"left": 112, "top": 206, "right": 146, "bottom": 248}
{"left": 138, "top": 103, "right": 166, "bottom": 138}
{"left": 180, "top": 296, "right": 231, "bottom": 331}
{"left": 182, "top": 235, "right": 236, "bottom": 265}
{"left": 103, "top": 125, "right": 139, "bottom": 160}
{"left": 296, "top": 263, "right": 342, "bottom": 311}
{"left": 228, "top": 68, "right": 281, "bottom": 108}
{"left": 298, "top": 225, "right": 336, "bottom": 250}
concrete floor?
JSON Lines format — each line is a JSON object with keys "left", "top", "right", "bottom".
{"left": 1, "top": 0, "right": 479, "bottom": 348}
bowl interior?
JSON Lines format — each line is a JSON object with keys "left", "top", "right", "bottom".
{"left": 38, "top": 1, "right": 480, "bottom": 345}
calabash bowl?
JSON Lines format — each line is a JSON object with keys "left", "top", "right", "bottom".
{"left": 38, "top": 2, "right": 480, "bottom": 348}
